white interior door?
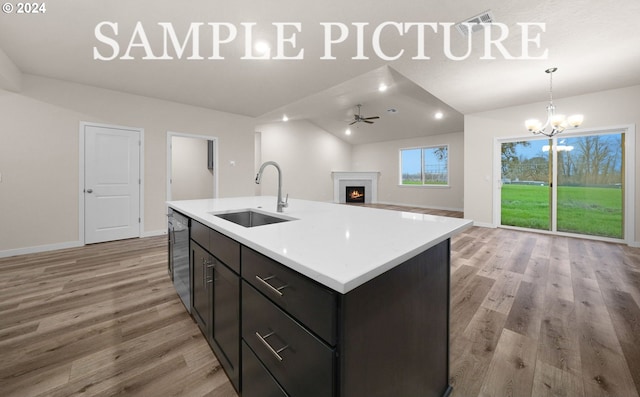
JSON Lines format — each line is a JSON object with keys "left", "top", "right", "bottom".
{"left": 84, "top": 124, "right": 141, "bottom": 244}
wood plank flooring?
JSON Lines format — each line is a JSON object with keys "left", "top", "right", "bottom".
{"left": 0, "top": 237, "right": 237, "bottom": 397}
{"left": 449, "top": 226, "right": 640, "bottom": 397}
{"left": 1, "top": 205, "right": 639, "bottom": 397}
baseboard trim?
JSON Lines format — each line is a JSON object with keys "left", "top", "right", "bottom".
{"left": 0, "top": 240, "right": 84, "bottom": 259}
{"left": 373, "top": 200, "right": 464, "bottom": 213}
{"left": 471, "top": 221, "right": 495, "bottom": 228}
{"left": 142, "top": 229, "right": 166, "bottom": 238}
{"left": 0, "top": 229, "right": 167, "bottom": 259}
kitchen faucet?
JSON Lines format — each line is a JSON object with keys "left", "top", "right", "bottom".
{"left": 255, "top": 161, "right": 288, "bottom": 212}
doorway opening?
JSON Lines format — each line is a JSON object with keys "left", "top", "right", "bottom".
{"left": 167, "top": 132, "right": 218, "bottom": 201}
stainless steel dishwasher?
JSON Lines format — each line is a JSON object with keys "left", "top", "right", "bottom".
{"left": 168, "top": 209, "right": 191, "bottom": 313}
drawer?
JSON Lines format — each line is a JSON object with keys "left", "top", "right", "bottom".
{"left": 242, "top": 247, "right": 337, "bottom": 345}
{"left": 190, "top": 220, "right": 210, "bottom": 250}
{"left": 210, "top": 228, "right": 240, "bottom": 274}
{"left": 242, "top": 341, "right": 289, "bottom": 397}
{"left": 191, "top": 221, "right": 241, "bottom": 274}
{"left": 242, "top": 281, "right": 334, "bottom": 397}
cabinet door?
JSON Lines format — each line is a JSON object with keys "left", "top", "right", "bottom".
{"left": 191, "top": 242, "right": 210, "bottom": 334}
{"left": 211, "top": 258, "right": 240, "bottom": 389}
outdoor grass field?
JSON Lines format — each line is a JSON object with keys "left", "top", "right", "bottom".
{"left": 501, "top": 184, "right": 623, "bottom": 238}
{"left": 401, "top": 180, "right": 448, "bottom": 185}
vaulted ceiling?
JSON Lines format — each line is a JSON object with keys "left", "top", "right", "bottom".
{"left": 1, "top": 0, "right": 639, "bottom": 144}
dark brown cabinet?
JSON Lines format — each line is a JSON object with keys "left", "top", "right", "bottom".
{"left": 242, "top": 280, "right": 334, "bottom": 397}
{"left": 242, "top": 247, "right": 337, "bottom": 345}
{"left": 211, "top": 255, "right": 240, "bottom": 388}
{"left": 191, "top": 242, "right": 212, "bottom": 333}
{"left": 242, "top": 341, "right": 288, "bottom": 397}
{"left": 240, "top": 242, "right": 452, "bottom": 397}
{"left": 190, "top": 220, "right": 241, "bottom": 392}
{"left": 173, "top": 213, "right": 452, "bottom": 397}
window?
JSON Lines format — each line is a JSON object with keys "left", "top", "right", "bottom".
{"left": 400, "top": 145, "right": 449, "bottom": 186}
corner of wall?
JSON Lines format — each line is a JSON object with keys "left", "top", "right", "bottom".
{"left": 0, "top": 48, "right": 22, "bottom": 92}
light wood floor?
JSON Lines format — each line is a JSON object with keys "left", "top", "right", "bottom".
{"left": 1, "top": 206, "right": 639, "bottom": 397}
{"left": 0, "top": 237, "right": 237, "bottom": 397}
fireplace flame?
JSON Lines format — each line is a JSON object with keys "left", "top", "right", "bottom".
{"left": 350, "top": 190, "right": 363, "bottom": 199}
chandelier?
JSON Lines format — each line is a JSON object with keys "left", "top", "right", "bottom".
{"left": 525, "top": 67, "right": 583, "bottom": 137}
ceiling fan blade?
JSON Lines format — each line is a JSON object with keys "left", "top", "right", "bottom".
{"left": 349, "top": 120, "right": 357, "bottom": 125}
{"left": 363, "top": 120, "right": 374, "bottom": 124}
{"left": 363, "top": 116, "right": 380, "bottom": 120}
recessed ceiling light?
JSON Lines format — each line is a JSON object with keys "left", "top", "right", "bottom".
{"left": 434, "top": 112, "right": 444, "bottom": 119}
{"left": 282, "top": 114, "right": 289, "bottom": 122}
{"left": 255, "top": 41, "right": 270, "bottom": 54}
{"left": 378, "top": 83, "right": 388, "bottom": 92}
{"left": 345, "top": 128, "right": 351, "bottom": 136}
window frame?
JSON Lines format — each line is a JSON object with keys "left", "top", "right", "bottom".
{"left": 398, "top": 144, "right": 450, "bottom": 187}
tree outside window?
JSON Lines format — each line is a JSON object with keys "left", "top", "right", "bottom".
{"left": 400, "top": 145, "right": 449, "bottom": 186}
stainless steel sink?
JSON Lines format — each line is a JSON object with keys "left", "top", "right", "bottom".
{"left": 213, "top": 210, "right": 293, "bottom": 228}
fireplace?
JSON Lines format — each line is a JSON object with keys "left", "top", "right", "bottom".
{"left": 345, "top": 186, "right": 365, "bottom": 203}
{"left": 332, "top": 171, "right": 379, "bottom": 204}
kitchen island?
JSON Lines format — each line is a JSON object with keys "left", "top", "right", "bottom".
{"left": 167, "top": 196, "right": 472, "bottom": 397}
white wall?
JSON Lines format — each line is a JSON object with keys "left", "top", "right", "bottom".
{"left": 352, "top": 132, "right": 464, "bottom": 210}
{"left": 0, "top": 74, "right": 256, "bottom": 254}
{"left": 465, "top": 84, "right": 639, "bottom": 245}
{"left": 171, "top": 136, "right": 214, "bottom": 201}
{"left": 257, "top": 120, "right": 352, "bottom": 202}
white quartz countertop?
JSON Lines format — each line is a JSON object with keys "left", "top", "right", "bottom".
{"left": 167, "top": 196, "right": 472, "bottom": 294}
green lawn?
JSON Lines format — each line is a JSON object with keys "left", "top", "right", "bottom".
{"left": 401, "top": 180, "right": 448, "bottom": 186}
{"left": 501, "top": 184, "right": 622, "bottom": 238}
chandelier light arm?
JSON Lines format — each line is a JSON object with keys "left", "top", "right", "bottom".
{"left": 524, "top": 67, "right": 583, "bottom": 137}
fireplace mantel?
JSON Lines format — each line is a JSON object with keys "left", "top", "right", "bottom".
{"left": 332, "top": 171, "right": 380, "bottom": 204}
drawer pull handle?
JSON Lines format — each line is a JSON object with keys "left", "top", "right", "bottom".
{"left": 206, "top": 261, "right": 216, "bottom": 284}
{"left": 203, "top": 259, "right": 215, "bottom": 287}
{"left": 255, "top": 331, "right": 288, "bottom": 361}
{"left": 255, "top": 275, "right": 288, "bottom": 297}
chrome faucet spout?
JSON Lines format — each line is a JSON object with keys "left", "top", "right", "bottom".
{"left": 255, "top": 161, "right": 288, "bottom": 212}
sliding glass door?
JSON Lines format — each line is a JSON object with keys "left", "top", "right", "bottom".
{"left": 500, "top": 131, "right": 625, "bottom": 240}
{"left": 501, "top": 139, "right": 551, "bottom": 231}
{"left": 556, "top": 134, "right": 623, "bottom": 238}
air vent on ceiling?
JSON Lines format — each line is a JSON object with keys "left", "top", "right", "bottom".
{"left": 455, "top": 10, "right": 494, "bottom": 36}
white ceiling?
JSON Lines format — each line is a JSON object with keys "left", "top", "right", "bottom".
{"left": 1, "top": 0, "right": 639, "bottom": 144}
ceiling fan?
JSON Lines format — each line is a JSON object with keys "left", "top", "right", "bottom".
{"left": 349, "top": 104, "right": 380, "bottom": 125}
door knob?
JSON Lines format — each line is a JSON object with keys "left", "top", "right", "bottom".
{"left": 86, "top": 189, "right": 93, "bottom": 193}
